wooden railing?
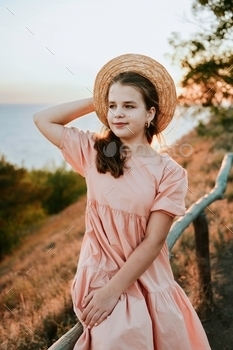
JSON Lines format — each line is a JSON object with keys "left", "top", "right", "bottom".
{"left": 167, "top": 153, "right": 233, "bottom": 311}
{"left": 48, "top": 153, "right": 233, "bottom": 350}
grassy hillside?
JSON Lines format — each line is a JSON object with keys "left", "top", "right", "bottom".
{"left": 170, "top": 127, "right": 233, "bottom": 304}
{"left": 1, "top": 107, "right": 233, "bottom": 349}
{"left": 0, "top": 197, "right": 87, "bottom": 349}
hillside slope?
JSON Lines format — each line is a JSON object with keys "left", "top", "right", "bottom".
{"left": 1, "top": 112, "right": 233, "bottom": 349}
{"left": 0, "top": 196, "right": 87, "bottom": 349}
{"left": 170, "top": 118, "right": 233, "bottom": 349}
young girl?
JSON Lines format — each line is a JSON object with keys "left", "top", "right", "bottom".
{"left": 34, "top": 54, "right": 211, "bottom": 349}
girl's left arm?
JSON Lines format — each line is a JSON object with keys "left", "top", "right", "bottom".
{"left": 81, "top": 210, "right": 173, "bottom": 328}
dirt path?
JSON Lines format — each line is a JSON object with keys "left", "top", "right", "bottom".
{"left": 201, "top": 239, "right": 233, "bottom": 350}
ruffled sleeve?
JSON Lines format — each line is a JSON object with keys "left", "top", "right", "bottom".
{"left": 150, "top": 159, "right": 187, "bottom": 217}
{"left": 59, "top": 127, "right": 96, "bottom": 177}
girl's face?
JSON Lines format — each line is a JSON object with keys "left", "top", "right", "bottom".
{"left": 107, "top": 83, "right": 155, "bottom": 145}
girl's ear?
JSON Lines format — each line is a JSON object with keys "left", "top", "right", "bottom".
{"left": 147, "top": 107, "right": 156, "bottom": 124}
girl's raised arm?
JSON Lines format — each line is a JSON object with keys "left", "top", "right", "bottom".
{"left": 33, "top": 98, "right": 94, "bottom": 147}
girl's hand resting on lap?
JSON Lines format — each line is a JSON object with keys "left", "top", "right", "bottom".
{"left": 81, "top": 285, "right": 119, "bottom": 329}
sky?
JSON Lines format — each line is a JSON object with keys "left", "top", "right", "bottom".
{"left": 0, "top": 0, "right": 198, "bottom": 104}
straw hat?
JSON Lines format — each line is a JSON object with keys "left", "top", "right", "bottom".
{"left": 93, "top": 53, "right": 177, "bottom": 133}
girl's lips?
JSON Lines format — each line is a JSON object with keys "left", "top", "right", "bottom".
{"left": 113, "top": 123, "right": 128, "bottom": 126}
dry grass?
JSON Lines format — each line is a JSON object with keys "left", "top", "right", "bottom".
{"left": 170, "top": 129, "right": 233, "bottom": 306}
{"left": 1, "top": 127, "right": 233, "bottom": 348}
{"left": 0, "top": 196, "right": 86, "bottom": 349}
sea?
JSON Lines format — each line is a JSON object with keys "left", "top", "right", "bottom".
{"left": 0, "top": 104, "right": 206, "bottom": 170}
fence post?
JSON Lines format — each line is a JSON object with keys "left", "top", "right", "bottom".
{"left": 193, "top": 211, "right": 213, "bottom": 313}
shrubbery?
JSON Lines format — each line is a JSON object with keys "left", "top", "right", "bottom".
{"left": 0, "top": 157, "right": 86, "bottom": 259}
{"left": 196, "top": 106, "right": 233, "bottom": 140}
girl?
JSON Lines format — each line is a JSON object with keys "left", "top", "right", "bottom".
{"left": 34, "top": 54, "right": 211, "bottom": 349}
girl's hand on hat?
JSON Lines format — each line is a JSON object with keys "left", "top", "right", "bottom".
{"left": 81, "top": 285, "right": 119, "bottom": 329}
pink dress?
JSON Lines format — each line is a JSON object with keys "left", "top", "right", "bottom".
{"left": 59, "top": 127, "right": 211, "bottom": 350}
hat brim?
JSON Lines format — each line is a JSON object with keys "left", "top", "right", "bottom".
{"left": 93, "top": 53, "right": 177, "bottom": 133}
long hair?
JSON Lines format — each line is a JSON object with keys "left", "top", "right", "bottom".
{"left": 94, "top": 72, "right": 159, "bottom": 178}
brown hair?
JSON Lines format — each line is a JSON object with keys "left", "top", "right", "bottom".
{"left": 94, "top": 72, "right": 159, "bottom": 178}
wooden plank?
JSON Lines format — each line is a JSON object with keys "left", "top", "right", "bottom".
{"left": 48, "top": 322, "right": 83, "bottom": 350}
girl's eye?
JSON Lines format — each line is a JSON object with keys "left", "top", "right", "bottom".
{"left": 125, "top": 105, "right": 134, "bottom": 109}
{"left": 109, "top": 105, "right": 116, "bottom": 109}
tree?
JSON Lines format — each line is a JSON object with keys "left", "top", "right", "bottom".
{"left": 169, "top": 0, "right": 233, "bottom": 106}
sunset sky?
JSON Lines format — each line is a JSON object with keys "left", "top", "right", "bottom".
{"left": 0, "top": 0, "right": 197, "bottom": 104}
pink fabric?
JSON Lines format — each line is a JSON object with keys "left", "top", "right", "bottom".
{"left": 59, "top": 127, "right": 211, "bottom": 350}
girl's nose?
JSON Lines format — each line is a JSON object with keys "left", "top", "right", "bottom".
{"left": 114, "top": 107, "right": 125, "bottom": 118}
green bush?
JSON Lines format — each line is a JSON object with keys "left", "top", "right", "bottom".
{"left": 196, "top": 106, "right": 233, "bottom": 139}
{"left": 41, "top": 166, "right": 86, "bottom": 214}
{"left": 196, "top": 121, "right": 207, "bottom": 136}
{"left": 0, "top": 157, "right": 86, "bottom": 259}
{"left": 0, "top": 157, "right": 43, "bottom": 257}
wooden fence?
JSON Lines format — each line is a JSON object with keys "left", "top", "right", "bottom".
{"left": 48, "top": 153, "right": 233, "bottom": 350}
